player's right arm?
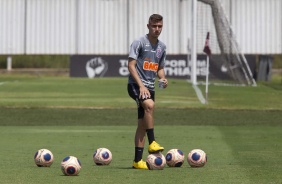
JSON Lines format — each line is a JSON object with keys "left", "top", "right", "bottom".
{"left": 128, "top": 58, "right": 151, "bottom": 99}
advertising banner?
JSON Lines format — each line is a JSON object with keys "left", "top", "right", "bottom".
{"left": 70, "top": 55, "right": 256, "bottom": 80}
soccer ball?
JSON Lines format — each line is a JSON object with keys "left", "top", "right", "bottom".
{"left": 93, "top": 148, "right": 112, "bottom": 165}
{"left": 165, "top": 149, "right": 185, "bottom": 167}
{"left": 61, "top": 156, "right": 82, "bottom": 176}
{"left": 146, "top": 153, "right": 166, "bottom": 170}
{"left": 34, "top": 149, "right": 54, "bottom": 167}
{"left": 187, "top": 149, "right": 207, "bottom": 167}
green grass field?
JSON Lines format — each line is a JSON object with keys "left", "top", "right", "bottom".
{"left": 0, "top": 74, "right": 282, "bottom": 184}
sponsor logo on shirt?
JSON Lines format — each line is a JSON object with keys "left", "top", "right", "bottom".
{"left": 143, "top": 61, "right": 158, "bottom": 71}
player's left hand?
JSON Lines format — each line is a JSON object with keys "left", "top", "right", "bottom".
{"left": 161, "top": 78, "right": 168, "bottom": 88}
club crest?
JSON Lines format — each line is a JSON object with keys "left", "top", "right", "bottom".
{"left": 156, "top": 47, "right": 162, "bottom": 58}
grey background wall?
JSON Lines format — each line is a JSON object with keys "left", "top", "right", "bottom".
{"left": 0, "top": 0, "right": 281, "bottom": 55}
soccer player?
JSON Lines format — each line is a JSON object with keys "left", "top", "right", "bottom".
{"left": 127, "top": 14, "right": 168, "bottom": 169}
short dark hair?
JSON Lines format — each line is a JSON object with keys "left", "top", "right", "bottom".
{"left": 148, "top": 14, "right": 163, "bottom": 24}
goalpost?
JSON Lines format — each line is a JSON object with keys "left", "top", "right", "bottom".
{"left": 191, "top": 0, "right": 257, "bottom": 86}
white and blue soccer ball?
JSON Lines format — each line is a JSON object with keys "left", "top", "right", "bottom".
{"left": 34, "top": 148, "right": 54, "bottom": 167}
{"left": 146, "top": 153, "right": 166, "bottom": 170}
{"left": 61, "top": 156, "right": 82, "bottom": 176}
{"left": 165, "top": 149, "right": 185, "bottom": 167}
{"left": 187, "top": 149, "right": 207, "bottom": 167}
{"left": 93, "top": 148, "right": 112, "bottom": 165}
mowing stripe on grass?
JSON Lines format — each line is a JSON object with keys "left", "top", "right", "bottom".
{"left": 1, "top": 125, "right": 282, "bottom": 183}
{"left": 218, "top": 126, "right": 282, "bottom": 183}
{"left": 0, "top": 125, "right": 251, "bottom": 183}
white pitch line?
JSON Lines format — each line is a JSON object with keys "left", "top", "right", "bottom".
{"left": 29, "top": 129, "right": 133, "bottom": 133}
{"left": 192, "top": 84, "right": 206, "bottom": 104}
{"left": 0, "top": 81, "right": 18, "bottom": 86}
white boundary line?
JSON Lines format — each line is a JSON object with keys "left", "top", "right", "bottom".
{"left": 192, "top": 84, "right": 206, "bottom": 104}
{"left": 0, "top": 81, "right": 18, "bottom": 86}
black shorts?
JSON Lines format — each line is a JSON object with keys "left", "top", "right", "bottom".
{"left": 127, "top": 83, "right": 155, "bottom": 119}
